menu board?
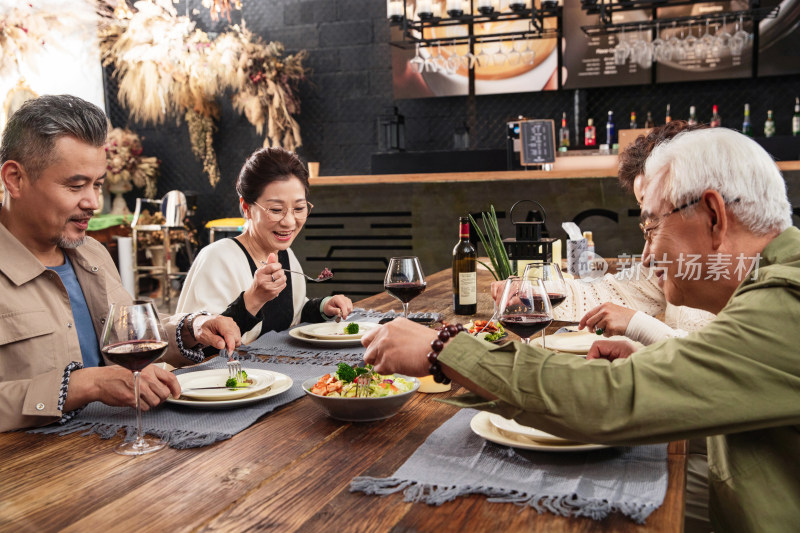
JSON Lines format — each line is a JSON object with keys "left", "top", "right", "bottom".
{"left": 562, "top": 1, "right": 652, "bottom": 90}
{"left": 519, "top": 120, "right": 556, "bottom": 166}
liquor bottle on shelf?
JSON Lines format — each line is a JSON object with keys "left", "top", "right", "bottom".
{"left": 584, "top": 118, "right": 596, "bottom": 146}
{"left": 764, "top": 110, "right": 776, "bottom": 138}
{"left": 559, "top": 112, "right": 570, "bottom": 149}
{"left": 688, "top": 105, "right": 698, "bottom": 126}
{"left": 606, "top": 110, "right": 616, "bottom": 146}
{"left": 793, "top": 97, "right": 800, "bottom": 137}
{"left": 629, "top": 111, "right": 638, "bottom": 129}
{"left": 452, "top": 216, "right": 477, "bottom": 315}
{"left": 644, "top": 111, "right": 655, "bottom": 128}
{"left": 742, "top": 103, "right": 752, "bottom": 137}
{"left": 710, "top": 105, "right": 722, "bottom": 127}
{"left": 665, "top": 103, "right": 672, "bottom": 124}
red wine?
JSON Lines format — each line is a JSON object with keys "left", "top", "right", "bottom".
{"left": 385, "top": 282, "right": 426, "bottom": 303}
{"left": 102, "top": 340, "right": 168, "bottom": 372}
{"left": 500, "top": 314, "right": 552, "bottom": 339}
{"left": 548, "top": 293, "right": 567, "bottom": 308}
{"left": 452, "top": 216, "right": 477, "bottom": 315}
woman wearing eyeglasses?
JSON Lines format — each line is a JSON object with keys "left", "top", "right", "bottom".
{"left": 176, "top": 147, "right": 353, "bottom": 344}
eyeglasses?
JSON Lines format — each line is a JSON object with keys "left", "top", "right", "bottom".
{"left": 639, "top": 196, "right": 740, "bottom": 243}
{"left": 251, "top": 201, "right": 313, "bottom": 222}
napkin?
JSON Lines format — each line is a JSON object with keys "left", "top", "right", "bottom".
{"left": 351, "top": 409, "right": 668, "bottom": 524}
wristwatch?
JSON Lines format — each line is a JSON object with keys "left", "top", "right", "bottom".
{"left": 185, "top": 310, "right": 210, "bottom": 342}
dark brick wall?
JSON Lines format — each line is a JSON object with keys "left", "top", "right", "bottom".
{"left": 107, "top": 1, "right": 800, "bottom": 231}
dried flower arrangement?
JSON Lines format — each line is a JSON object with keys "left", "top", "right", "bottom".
{"left": 97, "top": 1, "right": 308, "bottom": 186}
{"left": 104, "top": 128, "right": 160, "bottom": 198}
{"left": 202, "top": 0, "right": 242, "bottom": 22}
{"left": 135, "top": 209, "right": 198, "bottom": 248}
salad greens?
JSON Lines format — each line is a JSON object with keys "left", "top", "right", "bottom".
{"left": 335, "top": 363, "right": 370, "bottom": 383}
{"left": 311, "top": 363, "right": 415, "bottom": 398}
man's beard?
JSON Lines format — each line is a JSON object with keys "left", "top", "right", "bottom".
{"left": 55, "top": 235, "right": 86, "bottom": 248}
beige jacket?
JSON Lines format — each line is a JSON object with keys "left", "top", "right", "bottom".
{"left": 0, "top": 222, "right": 193, "bottom": 431}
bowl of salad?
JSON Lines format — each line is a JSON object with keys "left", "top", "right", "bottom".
{"left": 302, "top": 363, "right": 420, "bottom": 422}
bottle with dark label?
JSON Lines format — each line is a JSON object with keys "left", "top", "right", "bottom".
{"left": 710, "top": 105, "right": 722, "bottom": 127}
{"left": 644, "top": 111, "right": 655, "bottom": 128}
{"left": 793, "top": 97, "right": 800, "bottom": 136}
{"left": 764, "top": 110, "right": 776, "bottom": 138}
{"left": 585, "top": 118, "right": 596, "bottom": 146}
{"left": 688, "top": 105, "right": 698, "bottom": 126}
{"left": 665, "top": 103, "right": 672, "bottom": 124}
{"left": 606, "top": 110, "right": 616, "bottom": 145}
{"left": 559, "top": 112, "right": 570, "bottom": 148}
{"left": 629, "top": 111, "right": 638, "bottom": 129}
{"left": 452, "top": 216, "right": 477, "bottom": 315}
{"left": 742, "top": 103, "right": 752, "bottom": 136}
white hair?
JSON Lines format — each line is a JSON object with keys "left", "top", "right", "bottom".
{"left": 644, "top": 127, "right": 792, "bottom": 235}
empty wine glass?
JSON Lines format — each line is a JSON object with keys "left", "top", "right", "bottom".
{"left": 423, "top": 46, "right": 438, "bottom": 72}
{"left": 384, "top": 256, "right": 427, "bottom": 318}
{"left": 446, "top": 41, "right": 460, "bottom": 73}
{"left": 683, "top": 21, "right": 697, "bottom": 57}
{"left": 668, "top": 23, "right": 686, "bottom": 61}
{"left": 652, "top": 22, "right": 670, "bottom": 62}
{"left": 464, "top": 37, "right": 478, "bottom": 70}
{"left": 715, "top": 16, "right": 732, "bottom": 51}
{"left": 632, "top": 25, "right": 653, "bottom": 68}
{"left": 614, "top": 27, "right": 632, "bottom": 66}
{"left": 101, "top": 301, "right": 169, "bottom": 455}
{"left": 410, "top": 43, "right": 424, "bottom": 73}
{"left": 497, "top": 276, "right": 552, "bottom": 345}
{"left": 521, "top": 38, "right": 536, "bottom": 65}
{"left": 434, "top": 42, "right": 448, "bottom": 72}
{"left": 730, "top": 14, "right": 750, "bottom": 56}
{"left": 476, "top": 42, "right": 493, "bottom": 68}
{"left": 695, "top": 19, "right": 715, "bottom": 60}
{"left": 522, "top": 262, "right": 566, "bottom": 349}
{"left": 507, "top": 37, "right": 522, "bottom": 65}
{"left": 493, "top": 41, "right": 509, "bottom": 67}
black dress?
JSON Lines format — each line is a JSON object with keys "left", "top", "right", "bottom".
{"left": 221, "top": 238, "right": 326, "bottom": 335}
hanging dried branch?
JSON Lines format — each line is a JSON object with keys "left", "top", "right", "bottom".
{"left": 186, "top": 109, "right": 221, "bottom": 188}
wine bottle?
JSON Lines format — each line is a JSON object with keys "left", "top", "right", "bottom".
{"left": 606, "top": 110, "right": 616, "bottom": 145}
{"left": 644, "top": 111, "right": 655, "bottom": 128}
{"left": 764, "top": 110, "right": 776, "bottom": 138}
{"left": 452, "top": 216, "right": 477, "bottom": 315}
{"left": 710, "top": 105, "right": 722, "bottom": 127}
{"left": 688, "top": 105, "right": 698, "bottom": 126}
{"left": 665, "top": 103, "right": 672, "bottom": 124}
{"left": 584, "top": 118, "right": 596, "bottom": 146}
{"left": 742, "top": 103, "right": 752, "bottom": 137}
{"left": 793, "top": 97, "right": 800, "bottom": 137}
{"left": 559, "top": 112, "right": 570, "bottom": 148}
{"left": 629, "top": 111, "right": 638, "bottom": 129}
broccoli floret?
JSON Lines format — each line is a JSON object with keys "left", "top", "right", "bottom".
{"left": 225, "top": 377, "right": 238, "bottom": 388}
{"left": 225, "top": 371, "right": 249, "bottom": 389}
{"left": 238, "top": 370, "right": 248, "bottom": 383}
{"left": 344, "top": 322, "right": 360, "bottom": 334}
{"left": 335, "top": 363, "right": 357, "bottom": 383}
{"left": 354, "top": 364, "right": 371, "bottom": 377}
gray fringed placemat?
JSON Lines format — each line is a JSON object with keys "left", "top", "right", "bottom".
{"left": 239, "top": 308, "right": 441, "bottom": 365}
{"left": 351, "top": 409, "right": 668, "bottom": 524}
{"left": 28, "top": 357, "right": 335, "bottom": 449}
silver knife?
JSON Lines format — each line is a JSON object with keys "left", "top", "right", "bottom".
{"left": 181, "top": 386, "right": 252, "bottom": 392}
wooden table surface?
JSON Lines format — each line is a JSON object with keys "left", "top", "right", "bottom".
{"left": 0, "top": 267, "right": 686, "bottom": 532}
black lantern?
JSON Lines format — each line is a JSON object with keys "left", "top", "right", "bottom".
{"left": 377, "top": 106, "right": 406, "bottom": 153}
{"left": 502, "top": 200, "right": 556, "bottom": 264}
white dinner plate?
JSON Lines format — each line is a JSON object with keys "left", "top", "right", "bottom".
{"left": 488, "top": 413, "right": 570, "bottom": 443}
{"left": 294, "top": 321, "right": 379, "bottom": 340}
{"left": 167, "top": 370, "right": 293, "bottom": 409}
{"left": 174, "top": 368, "right": 275, "bottom": 401}
{"left": 533, "top": 331, "right": 635, "bottom": 355}
{"left": 288, "top": 325, "right": 373, "bottom": 347}
{"left": 470, "top": 412, "right": 610, "bottom": 452}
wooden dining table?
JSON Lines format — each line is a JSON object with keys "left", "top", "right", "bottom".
{"left": 0, "top": 267, "right": 686, "bottom": 532}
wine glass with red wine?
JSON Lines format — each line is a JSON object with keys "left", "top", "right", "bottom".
{"left": 497, "top": 276, "right": 553, "bottom": 345}
{"left": 384, "top": 256, "right": 427, "bottom": 318}
{"left": 100, "top": 300, "right": 169, "bottom": 455}
{"left": 522, "top": 262, "right": 567, "bottom": 349}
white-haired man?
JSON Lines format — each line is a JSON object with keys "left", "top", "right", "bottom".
{"left": 363, "top": 127, "right": 800, "bottom": 532}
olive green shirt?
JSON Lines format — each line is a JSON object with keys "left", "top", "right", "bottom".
{"left": 439, "top": 226, "right": 800, "bottom": 533}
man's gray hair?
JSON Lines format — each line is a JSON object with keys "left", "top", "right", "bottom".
{"left": 0, "top": 94, "right": 108, "bottom": 179}
{"left": 644, "top": 127, "right": 793, "bottom": 235}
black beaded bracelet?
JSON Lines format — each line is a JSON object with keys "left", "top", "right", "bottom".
{"left": 426, "top": 324, "right": 465, "bottom": 384}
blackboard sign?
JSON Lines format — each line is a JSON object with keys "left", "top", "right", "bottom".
{"left": 520, "top": 119, "right": 556, "bottom": 166}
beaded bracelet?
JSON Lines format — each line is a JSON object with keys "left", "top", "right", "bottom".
{"left": 427, "top": 324, "right": 465, "bottom": 384}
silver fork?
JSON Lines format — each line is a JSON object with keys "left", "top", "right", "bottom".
{"left": 223, "top": 349, "right": 243, "bottom": 382}
{"left": 258, "top": 261, "right": 333, "bottom": 283}
{"left": 355, "top": 369, "right": 373, "bottom": 398}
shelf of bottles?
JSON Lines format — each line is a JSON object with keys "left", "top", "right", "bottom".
{"left": 386, "top": 0, "right": 562, "bottom": 50}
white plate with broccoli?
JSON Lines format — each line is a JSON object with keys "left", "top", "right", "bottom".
{"left": 289, "top": 321, "right": 379, "bottom": 345}
{"left": 175, "top": 369, "right": 275, "bottom": 401}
